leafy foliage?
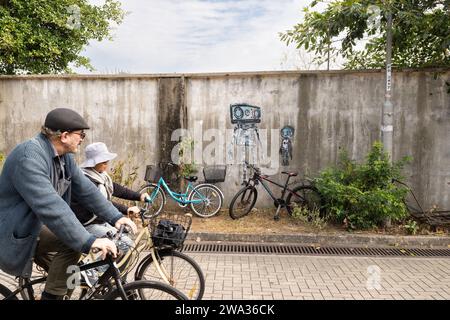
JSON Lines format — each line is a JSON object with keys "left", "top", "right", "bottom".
{"left": 291, "top": 203, "right": 328, "bottom": 230}
{"left": 314, "top": 142, "right": 412, "bottom": 230}
{"left": 280, "top": 0, "right": 450, "bottom": 69}
{"left": 0, "top": 0, "right": 124, "bottom": 74}
{"left": 403, "top": 219, "right": 419, "bottom": 235}
{"left": 110, "top": 154, "right": 140, "bottom": 189}
{"left": 177, "top": 137, "right": 198, "bottom": 178}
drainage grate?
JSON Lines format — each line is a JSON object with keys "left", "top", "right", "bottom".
{"left": 183, "top": 242, "right": 450, "bottom": 258}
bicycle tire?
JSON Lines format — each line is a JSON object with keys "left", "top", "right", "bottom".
{"left": 0, "top": 283, "right": 17, "bottom": 300}
{"left": 286, "top": 185, "right": 325, "bottom": 217}
{"left": 102, "top": 280, "right": 188, "bottom": 300}
{"left": 229, "top": 186, "right": 258, "bottom": 219}
{"left": 189, "top": 184, "right": 223, "bottom": 218}
{"left": 134, "top": 250, "right": 205, "bottom": 300}
{"left": 139, "top": 183, "right": 166, "bottom": 218}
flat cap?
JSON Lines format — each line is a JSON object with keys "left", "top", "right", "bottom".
{"left": 44, "top": 108, "right": 90, "bottom": 131}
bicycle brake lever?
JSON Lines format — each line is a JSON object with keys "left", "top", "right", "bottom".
{"left": 106, "top": 231, "right": 114, "bottom": 240}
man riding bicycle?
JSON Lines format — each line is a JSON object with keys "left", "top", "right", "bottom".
{"left": 0, "top": 108, "right": 137, "bottom": 300}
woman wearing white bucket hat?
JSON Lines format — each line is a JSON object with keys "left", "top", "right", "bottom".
{"left": 71, "top": 142, "right": 149, "bottom": 285}
{"left": 80, "top": 142, "right": 118, "bottom": 168}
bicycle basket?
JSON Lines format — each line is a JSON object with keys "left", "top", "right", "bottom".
{"left": 203, "top": 165, "right": 227, "bottom": 183}
{"left": 145, "top": 163, "right": 180, "bottom": 183}
{"left": 149, "top": 213, "right": 192, "bottom": 250}
{"left": 144, "top": 165, "right": 163, "bottom": 182}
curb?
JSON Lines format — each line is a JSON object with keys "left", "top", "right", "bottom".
{"left": 187, "top": 232, "right": 450, "bottom": 249}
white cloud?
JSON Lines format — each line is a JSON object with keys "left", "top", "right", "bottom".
{"left": 77, "top": 0, "right": 314, "bottom": 74}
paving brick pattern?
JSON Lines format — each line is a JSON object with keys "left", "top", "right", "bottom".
{"left": 191, "top": 253, "right": 450, "bottom": 300}
{"left": 1, "top": 253, "right": 449, "bottom": 300}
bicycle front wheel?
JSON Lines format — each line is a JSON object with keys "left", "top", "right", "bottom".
{"left": 286, "top": 185, "right": 324, "bottom": 217}
{"left": 229, "top": 186, "right": 258, "bottom": 219}
{"left": 189, "top": 184, "right": 223, "bottom": 218}
{"left": 103, "top": 280, "right": 188, "bottom": 300}
{"left": 140, "top": 184, "right": 166, "bottom": 218}
{"left": 135, "top": 250, "right": 205, "bottom": 300}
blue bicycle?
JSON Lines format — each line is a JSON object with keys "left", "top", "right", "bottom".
{"left": 140, "top": 162, "right": 224, "bottom": 218}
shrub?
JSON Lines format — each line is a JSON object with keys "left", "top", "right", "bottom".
{"left": 291, "top": 203, "right": 328, "bottom": 230}
{"left": 403, "top": 219, "right": 419, "bottom": 235}
{"left": 314, "top": 142, "right": 411, "bottom": 230}
{"left": 110, "top": 154, "right": 140, "bottom": 189}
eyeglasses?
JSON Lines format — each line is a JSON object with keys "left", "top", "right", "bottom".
{"left": 69, "top": 131, "right": 86, "bottom": 139}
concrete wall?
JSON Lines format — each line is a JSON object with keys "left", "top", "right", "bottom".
{"left": 0, "top": 77, "right": 160, "bottom": 184}
{"left": 185, "top": 70, "right": 450, "bottom": 210}
{"left": 0, "top": 70, "right": 449, "bottom": 210}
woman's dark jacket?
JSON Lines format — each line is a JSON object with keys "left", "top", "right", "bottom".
{"left": 71, "top": 177, "right": 141, "bottom": 226}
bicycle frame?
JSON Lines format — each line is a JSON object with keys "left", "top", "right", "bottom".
{"left": 112, "top": 220, "right": 173, "bottom": 286}
{"left": 248, "top": 173, "right": 297, "bottom": 203}
{"left": 7, "top": 256, "right": 127, "bottom": 300}
{"left": 243, "top": 164, "right": 312, "bottom": 220}
{"left": 149, "top": 177, "right": 205, "bottom": 205}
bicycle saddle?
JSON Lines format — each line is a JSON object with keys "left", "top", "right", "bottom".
{"left": 184, "top": 176, "right": 198, "bottom": 182}
{"left": 281, "top": 171, "right": 298, "bottom": 177}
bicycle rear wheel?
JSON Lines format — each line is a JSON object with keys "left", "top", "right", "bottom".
{"left": 286, "top": 185, "right": 325, "bottom": 217}
{"left": 140, "top": 184, "right": 166, "bottom": 218}
{"left": 103, "top": 280, "right": 187, "bottom": 300}
{"left": 135, "top": 250, "right": 205, "bottom": 300}
{"left": 189, "top": 184, "right": 223, "bottom": 218}
{"left": 229, "top": 186, "right": 258, "bottom": 219}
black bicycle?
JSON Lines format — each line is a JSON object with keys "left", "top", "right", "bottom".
{"left": 229, "top": 162, "right": 324, "bottom": 221}
{"left": 0, "top": 226, "right": 188, "bottom": 300}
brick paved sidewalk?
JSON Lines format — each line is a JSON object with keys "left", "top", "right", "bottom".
{"left": 2, "top": 253, "right": 448, "bottom": 300}
{"left": 191, "top": 253, "right": 450, "bottom": 300}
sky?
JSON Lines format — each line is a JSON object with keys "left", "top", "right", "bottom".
{"left": 76, "top": 0, "right": 320, "bottom": 74}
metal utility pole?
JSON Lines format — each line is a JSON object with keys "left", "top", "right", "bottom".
{"left": 382, "top": 6, "right": 393, "bottom": 164}
{"left": 327, "top": 22, "right": 331, "bottom": 71}
{"left": 383, "top": 5, "right": 393, "bottom": 228}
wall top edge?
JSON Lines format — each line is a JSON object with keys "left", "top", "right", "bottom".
{"left": 0, "top": 68, "right": 448, "bottom": 80}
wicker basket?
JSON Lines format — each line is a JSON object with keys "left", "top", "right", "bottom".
{"left": 149, "top": 213, "right": 192, "bottom": 250}
{"left": 203, "top": 165, "right": 227, "bottom": 183}
{"left": 144, "top": 165, "right": 163, "bottom": 182}
{"left": 144, "top": 163, "right": 180, "bottom": 183}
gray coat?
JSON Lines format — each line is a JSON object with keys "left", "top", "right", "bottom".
{"left": 0, "top": 133, "right": 123, "bottom": 276}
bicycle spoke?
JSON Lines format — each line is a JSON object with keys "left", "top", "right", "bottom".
{"left": 229, "top": 186, "right": 257, "bottom": 219}
{"left": 137, "top": 251, "right": 204, "bottom": 300}
{"left": 189, "top": 185, "right": 223, "bottom": 218}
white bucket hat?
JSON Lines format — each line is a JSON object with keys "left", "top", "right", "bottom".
{"left": 80, "top": 142, "right": 117, "bottom": 168}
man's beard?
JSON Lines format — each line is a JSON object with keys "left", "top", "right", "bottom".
{"left": 63, "top": 142, "right": 80, "bottom": 154}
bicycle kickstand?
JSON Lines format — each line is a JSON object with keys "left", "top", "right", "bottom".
{"left": 273, "top": 205, "right": 281, "bottom": 221}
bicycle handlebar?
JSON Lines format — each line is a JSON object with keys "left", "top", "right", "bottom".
{"left": 157, "top": 161, "right": 178, "bottom": 169}
{"left": 115, "top": 224, "right": 126, "bottom": 240}
{"left": 91, "top": 224, "right": 127, "bottom": 256}
{"left": 244, "top": 161, "right": 260, "bottom": 174}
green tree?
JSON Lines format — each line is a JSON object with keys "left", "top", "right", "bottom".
{"left": 280, "top": 0, "right": 450, "bottom": 69}
{"left": 0, "top": 0, "right": 124, "bottom": 74}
